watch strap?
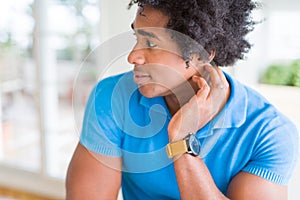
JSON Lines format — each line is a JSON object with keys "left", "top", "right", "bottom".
{"left": 166, "top": 139, "right": 188, "bottom": 158}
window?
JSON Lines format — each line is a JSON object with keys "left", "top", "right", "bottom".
{"left": 0, "top": 0, "right": 39, "bottom": 172}
{"left": 0, "top": 0, "right": 100, "bottom": 196}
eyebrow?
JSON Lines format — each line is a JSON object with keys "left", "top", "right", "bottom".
{"left": 131, "top": 23, "right": 161, "bottom": 41}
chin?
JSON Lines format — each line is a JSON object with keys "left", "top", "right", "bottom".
{"left": 138, "top": 85, "right": 167, "bottom": 98}
{"left": 139, "top": 89, "right": 157, "bottom": 98}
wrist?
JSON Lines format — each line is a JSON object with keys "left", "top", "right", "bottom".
{"left": 168, "top": 128, "right": 189, "bottom": 142}
{"left": 168, "top": 125, "right": 199, "bottom": 142}
{"left": 166, "top": 133, "right": 201, "bottom": 158}
{"left": 168, "top": 132, "right": 185, "bottom": 142}
{"left": 167, "top": 128, "right": 179, "bottom": 142}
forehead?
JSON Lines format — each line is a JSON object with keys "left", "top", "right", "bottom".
{"left": 133, "top": 4, "right": 169, "bottom": 28}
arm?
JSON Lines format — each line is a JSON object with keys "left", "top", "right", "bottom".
{"left": 66, "top": 143, "right": 122, "bottom": 200}
{"left": 168, "top": 65, "right": 229, "bottom": 199}
{"left": 173, "top": 154, "right": 287, "bottom": 200}
{"left": 173, "top": 154, "right": 228, "bottom": 200}
{"left": 168, "top": 65, "right": 288, "bottom": 199}
{"left": 227, "top": 172, "right": 287, "bottom": 200}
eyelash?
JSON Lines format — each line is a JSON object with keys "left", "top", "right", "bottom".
{"left": 146, "top": 40, "right": 157, "bottom": 48}
{"left": 132, "top": 33, "right": 157, "bottom": 48}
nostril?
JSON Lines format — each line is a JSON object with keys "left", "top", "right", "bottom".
{"left": 128, "top": 49, "right": 145, "bottom": 65}
{"left": 127, "top": 50, "right": 135, "bottom": 64}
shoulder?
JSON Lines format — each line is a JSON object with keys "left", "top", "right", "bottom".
{"left": 226, "top": 74, "right": 299, "bottom": 184}
{"left": 226, "top": 72, "right": 292, "bottom": 126}
{"left": 231, "top": 73, "right": 298, "bottom": 140}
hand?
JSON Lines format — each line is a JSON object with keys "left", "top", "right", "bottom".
{"left": 168, "top": 65, "right": 229, "bottom": 141}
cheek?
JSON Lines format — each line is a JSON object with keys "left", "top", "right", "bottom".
{"left": 151, "top": 51, "right": 185, "bottom": 68}
{"left": 165, "top": 57, "right": 188, "bottom": 75}
{"left": 151, "top": 66, "right": 186, "bottom": 84}
{"left": 146, "top": 52, "right": 193, "bottom": 85}
{"left": 151, "top": 60, "right": 189, "bottom": 82}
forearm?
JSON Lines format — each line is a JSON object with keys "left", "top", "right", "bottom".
{"left": 173, "top": 154, "right": 229, "bottom": 200}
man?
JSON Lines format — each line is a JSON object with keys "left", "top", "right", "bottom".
{"left": 66, "top": 1, "right": 298, "bottom": 199}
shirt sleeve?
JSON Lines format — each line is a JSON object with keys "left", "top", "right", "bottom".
{"left": 242, "top": 114, "right": 299, "bottom": 185}
{"left": 80, "top": 77, "right": 124, "bottom": 157}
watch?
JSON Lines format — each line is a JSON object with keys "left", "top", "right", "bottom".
{"left": 166, "top": 133, "right": 201, "bottom": 158}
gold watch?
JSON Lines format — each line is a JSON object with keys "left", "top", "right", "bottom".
{"left": 166, "top": 134, "right": 201, "bottom": 158}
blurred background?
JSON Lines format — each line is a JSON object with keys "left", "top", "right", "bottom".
{"left": 0, "top": 0, "right": 299, "bottom": 199}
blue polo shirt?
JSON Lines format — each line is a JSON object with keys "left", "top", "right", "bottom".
{"left": 80, "top": 71, "right": 298, "bottom": 199}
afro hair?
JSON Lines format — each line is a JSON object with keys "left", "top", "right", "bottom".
{"left": 128, "top": 0, "right": 258, "bottom": 67}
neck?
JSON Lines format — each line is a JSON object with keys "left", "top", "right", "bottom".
{"left": 164, "top": 78, "right": 199, "bottom": 116}
{"left": 164, "top": 77, "right": 231, "bottom": 117}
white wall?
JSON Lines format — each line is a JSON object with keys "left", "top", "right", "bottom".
{"left": 98, "top": 1, "right": 137, "bottom": 42}
{"left": 234, "top": 0, "right": 300, "bottom": 86}
{"left": 96, "top": 1, "right": 137, "bottom": 78}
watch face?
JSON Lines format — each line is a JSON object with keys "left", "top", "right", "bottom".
{"left": 189, "top": 134, "right": 201, "bottom": 156}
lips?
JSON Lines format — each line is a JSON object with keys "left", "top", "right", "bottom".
{"left": 133, "top": 70, "right": 151, "bottom": 85}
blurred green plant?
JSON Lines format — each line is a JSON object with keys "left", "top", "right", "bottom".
{"left": 261, "top": 64, "right": 292, "bottom": 85}
{"left": 290, "top": 59, "right": 300, "bottom": 87}
{"left": 261, "top": 59, "right": 300, "bottom": 87}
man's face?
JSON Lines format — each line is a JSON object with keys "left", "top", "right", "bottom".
{"left": 128, "top": 4, "right": 198, "bottom": 98}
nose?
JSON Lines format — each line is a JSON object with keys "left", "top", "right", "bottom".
{"left": 127, "top": 46, "right": 146, "bottom": 65}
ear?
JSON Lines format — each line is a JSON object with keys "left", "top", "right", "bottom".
{"left": 208, "top": 50, "right": 215, "bottom": 63}
{"left": 197, "top": 50, "right": 215, "bottom": 63}
{"left": 189, "top": 50, "right": 216, "bottom": 71}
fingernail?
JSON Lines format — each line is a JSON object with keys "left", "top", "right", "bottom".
{"left": 192, "top": 75, "right": 201, "bottom": 82}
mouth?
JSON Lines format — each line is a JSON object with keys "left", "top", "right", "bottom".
{"left": 133, "top": 70, "right": 151, "bottom": 85}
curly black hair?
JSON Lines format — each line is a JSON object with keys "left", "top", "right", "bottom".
{"left": 128, "top": 0, "right": 258, "bottom": 67}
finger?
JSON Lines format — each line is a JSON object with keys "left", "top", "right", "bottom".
{"left": 192, "top": 75, "right": 210, "bottom": 99}
{"left": 198, "top": 66, "right": 226, "bottom": 109}
{"left": 202, "top": 66, "right": 229, "bottom": 102}
{"left": 215, "top": 67, "right": 229, "bottom": 90}
{"left": 203, "top": 65, "right": 223, "bottom": 88}
{"left": 198, "top": 64, "right": 212, "bottom": 83}
{"left": 189, "top": 76, "right": 210, "bottom": 119}
{"left": 198, "top": 65, "right": 221, "bottom": 90}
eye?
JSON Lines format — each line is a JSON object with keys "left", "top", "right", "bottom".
{"left": 146, "top": 40, "right": 157, "bottom": 48}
